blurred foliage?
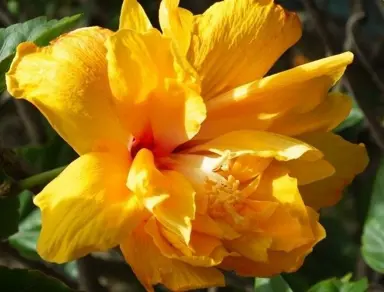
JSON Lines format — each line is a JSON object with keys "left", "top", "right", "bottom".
{"left": 0, "top": 0, "right": 383, "bottom": 291}
{"left": 0, "top": 266, "right": 78, "bottom": 292}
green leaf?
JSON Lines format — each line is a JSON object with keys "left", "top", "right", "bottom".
{"left": 8, "top": 208, "right": 79, "bottom": 280}
{"left": 362, "top": 158, "right": 384, "bottom": 272}
{"left": 8, "top": 209, "right": 41, "bottom": 260}
{"left": 254, "top": 276, "right": 293, "bottom": 292}
{"left": 18, "top": 190, "right": 34, "bottom": 220}
{"left": 334, "top": 102, "right": 364, "bottom": 132}
{"left": 16, "top": 132, "right": 77, "bottom": 173}
{"left": 0, "top": 14, "right": 82, "bottom": 91}
{"left": 308, "top": 276, "right": 368, "bottom": 292}
{"left": 0, "top": 266, "right": 78, "bottom": 292}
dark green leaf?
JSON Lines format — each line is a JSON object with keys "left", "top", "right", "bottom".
{"left": 0, "top": 266, "right": 78, "bottom": 292}
{"left": 8, "top": 209, "right": 41, "bottom": 260}
{"left": 8, "top": 208, "right": 79, "bottom": 280}
{"left": 334, "top": 103, "right": 364, "bottom": 132}
{"left": 308, "top": 275, "right": 368, "bottom": 292}
{"left": 254, "top": 276, "right": 293, "bottom": 292}
{"left": 18, "top": 190, "right": 34, "bottom": 220}
{"left": 16, "top": 132, "right": 77, "bottom": 173}
{"left": 361, "top": 158, "right": 384, "bottom": 272}
{"left": 0, "top": 14, "right": 82, "bottom": 91}
{"left": 0, "top": 195, "right": 19, "bottom": 239}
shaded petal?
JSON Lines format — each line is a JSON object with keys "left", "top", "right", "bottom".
{"left": 6, "top": 27, "right": 128, "bottom": 154}
{"left": 298, "top": 132, "right": 368, "bottom": 209}
{"left": 127, "top": 149, "right": 196, "bottom": 244}
{"left": 282, "top": 158, "right": 335, "bottom": 185}
{"left": 106, "top": 29, "right": 205, "bottom": 153}
{"left": 224, "top": 234, "right": 272, "bottom": 262}
{"left": 197, "top": 53, "right": 353, "bottom": 140}
{"left": 119, "top": 0, "right": 152, "bottom": 31}
{"left": 160, "top": 0, "right": 194, "bottom": 55}
{"left": 269, "top": 93, "right": 352, "bottom": 136}
{"left": 186, "top": 130, "right": 323, "bottom": 162}
{"left": 145, "top": 217, "right": 229, "bottom": 267}
{"left": 186, "top": 0, "right": 301, "bottom": 98}
{"left": 34, "top": 150, "right": 147, "bottom": 263}
{"left": 253, "top": 165, "right": 314, "bottom": 251}
{"left": 149, "top": 80, "right": 206, "bottom": 154}
{"left": 219, "top": 208, "right": 325, "bottom": 276}
{"left": 121, "top": 225, "right": 225, "bottom": 291}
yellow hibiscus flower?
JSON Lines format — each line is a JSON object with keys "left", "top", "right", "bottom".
{"left": 6, "top": 0, "right": 368, "bottom": 291}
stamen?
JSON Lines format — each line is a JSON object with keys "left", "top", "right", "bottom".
{"left": 205, "top": 174, "right": 245, "bottom": 223}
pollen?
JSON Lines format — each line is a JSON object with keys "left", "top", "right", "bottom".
{"left": 206, "top": 174, "right": 245, "bottom": 224}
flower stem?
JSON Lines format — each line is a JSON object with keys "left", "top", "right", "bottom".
{"left": 18, "top": 166, "right": 67, "bottom": 190}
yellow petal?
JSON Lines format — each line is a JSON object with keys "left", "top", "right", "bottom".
{"left": 219, "top": 208, "right": 325, "bottom": 276}
{"left": 127, "top": 149, "right": 196, "bottom": 244}
{"left": 186, "top": 130, "right": 322, "bottom": 162}
{"left": 198, "top": 52, "right": 353, "bottom": 140}
{"left": 119, "top": 0, "right": 152, "bottom": 31}
{"left": 145, "top": 217, "right": 229, "bottom": 267}
{"left": 253, "top": 165, "right": 315, "bottom": 252}
{"left": 34, "top": 150, "right": 147, "bottom": 263}
{"left": 186, "top": 0, "right": 301, "bottom": 98}
{"left": 105, "top": 29, "right": 159, "bottom": 137}
{"left": 226, "top": 155, "right": 272, "bottom": 182}
{"left": 121, "top": 225, "right": 225, "bottom": 291}
{"left": 6, "top": 27, "right": 128, "bottom": 154}
{"left": 159, "top": 0, "right": 194, "bottom": 55}
{"left": 149, "top": 80, "right": 206, "bottom": 154}
{"left": 298, "top": 132, "right": 368, "bottom": 209}
{"left": 106, "top": 29, "right": 205, "bottom": 153}
{"left": 224, "top": 234, "right": 271, "bottom": 262}
{"left": 282, "top": 158, "right": 335, "bottom": 185}
{"left": 269, "top": 93, "right": 352, "bottom": 136}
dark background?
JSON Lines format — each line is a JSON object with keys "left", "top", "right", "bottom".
{"left": 0, "top": 0, "right": 384, "bottom": 291}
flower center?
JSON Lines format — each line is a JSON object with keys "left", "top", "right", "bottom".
{"left": 206, "top": 174, "right": 245, "bottom": 224}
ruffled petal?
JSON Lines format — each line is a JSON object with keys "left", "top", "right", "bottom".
{"left": 269, "top": 93, "right": 352, "bottom": 136}
{"left": 159, "top": 0, "right": 194, "bottom": 55}
{"left": 127, "top": 149, "right": 196, "bottom": 244}
{"left": 298, "top": 132, "right": 368, "bottom": 209}
{"left": 6, "top": 27, "right": 128, "bottom": 154}
{"left": 252, "top": 164, "right": 314, "bottom": 251}
{"left": 224, "top": 234, "right": 272, "bottom": 262}
{"left": 219, "top": 208, "right": 325, "bottom": 276}
{"left": 106, "top": 29, "right": 206, "bottom": 153}
{"left": 145, "top": 217, "right": 229, "bottom": 267}
{"left": 186, "top": 130, "right": 323, "bottom": 162}
{"left": 119, "top": 0, "right": 152, "bottom": 31}
{"left": 34, "top": 149, "right": 147, "bottom": 263}
{"left": 282, "top": 158, "right": 335, "bottom": 185}
{"left": 196, "top": 53, "right": 353, "bottom": 140}
{"left": 121, "top": 225, "right": 225, "bottom": 292}
{"left": 185, "top": 0, "right": 302, "bottom": 98}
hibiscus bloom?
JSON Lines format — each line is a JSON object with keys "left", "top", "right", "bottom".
{"left": 6, "top": 0, "right": 368, "bottom": 291}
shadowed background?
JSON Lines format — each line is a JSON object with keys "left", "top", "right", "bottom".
{"left": 0, "top": 0, "right": 384, "bottom": 291}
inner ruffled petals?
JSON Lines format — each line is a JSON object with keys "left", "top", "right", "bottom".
{"left": 145, "top": 217, "right": 230, "bottom": 267}
{"left": 106, "top": 28, "right": 206, "bottom": 156}
{"left": 127, "top": 148, "right": 196, "bottom": 245}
